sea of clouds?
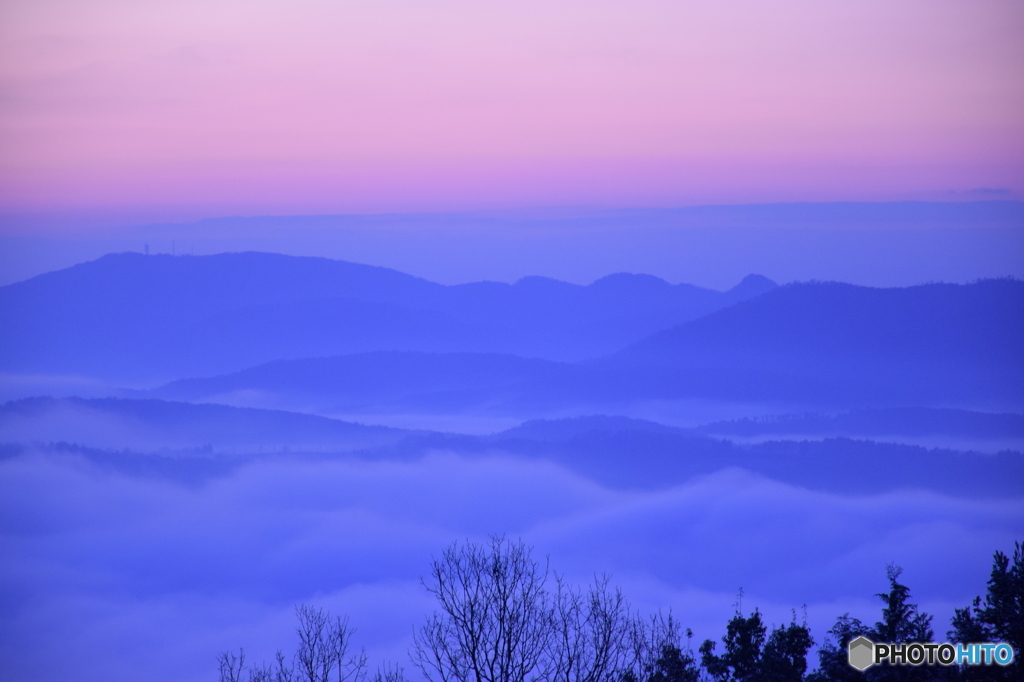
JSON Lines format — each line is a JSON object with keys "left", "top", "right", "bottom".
{"left": 1, "top": 447, "right": 1020, "bottom": 681}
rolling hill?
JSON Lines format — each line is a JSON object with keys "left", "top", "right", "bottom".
{"left": 3, "top": 399, "right": 1020, "bottom": 499}
{"left": 0, "top": 396, "right": 404, "bottom": 453}
{"left": 603, "top": 278, "right": 1024, "bottom": 406}
{"left": 149, "top": 279, "right": 1024, "bottom": 413}
{"left": 0, "top": 252, "right": 775, "bottom": 383}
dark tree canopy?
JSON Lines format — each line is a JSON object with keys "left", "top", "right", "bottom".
{"left": 950, "top": 541, "right": 1024, "bottom": 682}
{"left": 873, "top": 565, "right": 933, "bottom": 645}
{"left": 810, "top": 565, "right": 941, "bottom": 682}
{"left": 699, "top": 607, "right": 813, "bottom": 682}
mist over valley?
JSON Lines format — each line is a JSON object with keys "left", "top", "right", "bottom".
{"left": 1, "top": 250, "right": 1021, "bottom": 680}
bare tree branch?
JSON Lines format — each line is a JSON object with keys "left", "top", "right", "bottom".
{"left": 412, "top": 536, "right": 554, "bottom": 682}
{"left": 219, "top": 648, "right": 246, "bottom": 682}
{"left": 550, "top": 575, "right": 631, "bottom": 682}
{"left": 294, "top": 605, "right": 368, "bottom": 682}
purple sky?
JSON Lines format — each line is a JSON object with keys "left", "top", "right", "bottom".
{"left": 1, "top": 0, "right": 1022, "bottom": 219}
{"left": 1, "top": 5, "right": 1022, "bottom": 681}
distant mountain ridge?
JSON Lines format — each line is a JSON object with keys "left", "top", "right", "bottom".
{"left": 0, "top": 396, "right": 403, "bottom": 453}
{"left": 617, "top": 279, "right": 1023, "bottom": 366}
{"left": 4, "top": 252, "right": 1020, "bottom": 410}
{"left": 0, "top": 252, "right": 776, "bottom": 382}
{"left": 152, "top": 279, "right": 1024, "bottom": 412}
{"left": 155, "top": 351, "right": 582, "bottom": 413}
{"left": 603, "top": 278, "right": 1024, "bottom": 405}
{"left": 3, "top": 397, "right": 1021, "bottom": 498}
{"left": 695, "top": 407, "right": 1024, "bottom": 439}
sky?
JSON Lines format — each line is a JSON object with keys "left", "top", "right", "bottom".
{"left": 1, "top": 4, "right": 1023, "bottom": 679}
{"left": 1, "top": 0, "right": 1023, "bottom": 220}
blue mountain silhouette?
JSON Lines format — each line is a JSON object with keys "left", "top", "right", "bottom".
{"left": 695, "top": 407, "right": 1024, "bottom": 440}
{"left": 4, "top": 397, "right": 1020, "bottom": 498}
{"left": 602, "top": 278, "right": 1024, "bottom": 405}
{"left": 3, "top": 252, "right": 1020, "bottom": 409}
{"left": 0, "top": 252, "right": 774, "bottom": 382}
{"left": 153, "top": 280, "right": 1023, "bottom": 411}
{"left": 0, "top": 396, "right": 402, "bottom": 453}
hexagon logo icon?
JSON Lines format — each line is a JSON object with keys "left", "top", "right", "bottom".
{"left": 848, "top": 636, "right": 875, "bottom": 671}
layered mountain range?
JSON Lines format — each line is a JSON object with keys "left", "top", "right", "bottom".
{"left": 1, "top": 251, "right": 1021, "bottom": 500}
{"left": 0, "top": 252, "right": 776, "bottom": 382}
{"left": 2, "top": 252, "right": 1020, "bottom": 412}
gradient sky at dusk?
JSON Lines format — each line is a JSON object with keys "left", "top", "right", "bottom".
{"left": 2, "top": 5, "right": 1024, "bottom": 680}
{"left": 2, "top": 0, "right": 1023, "bottom": 219}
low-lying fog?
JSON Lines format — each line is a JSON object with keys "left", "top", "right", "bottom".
{"left": 2, "top": 445, "right": 1019, "bottom": 681}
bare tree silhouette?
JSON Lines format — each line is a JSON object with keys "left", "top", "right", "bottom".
{"left": 412, "top": 536, "right": 554, "bottom": 682}
{"left": 218, "top": 605, "right": 366, "bottom": 682}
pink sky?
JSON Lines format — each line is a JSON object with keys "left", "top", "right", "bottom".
{"left": 1, "top": 0, "right": 1022, "bottom": 217}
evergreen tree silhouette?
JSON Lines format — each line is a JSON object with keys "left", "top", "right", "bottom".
{"left": 700, "top": 607, "right": 813, "bottom": 682}
{"left": 809, "top": 565, "right": 945, "bottom": 682}
{"left": 950, "top": 541, "right": 1023, "bottom": 681}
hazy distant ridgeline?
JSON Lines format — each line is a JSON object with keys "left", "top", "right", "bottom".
{"left": 469, "top": 414, "right": 1024, "bottom": 496}
{"left": 0, "top": 252, "right": 774, "bottom": 383}
{"left": 603, "top": 278, "right": 1024, "bottom": 406}
{"left": 155, "top": 351, "right": 585, "bottom": 413}
{"left": 0, "top": 396, "right": 404, "bottom": 453}
{"left": 152, "top": 279, "right": 1024, "bottom": 412}
{"left": 7, "top": 396, "right": 1019, "bottom": 458}
{"left": 2, "top": 250, "right": 1021, "bottom": 414}
{"left": 695, "top": 407, "right": 1024, "bottom": 440}
{"left": 4, "top": 397, "right": 1022, "bottom": 499}
{"left": 617, "top": 278, "right": 1024, "bottom": 369}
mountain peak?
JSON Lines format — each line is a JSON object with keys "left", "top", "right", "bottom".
{"left": 727, "top": 274, "right": 778, "bottom": 298}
